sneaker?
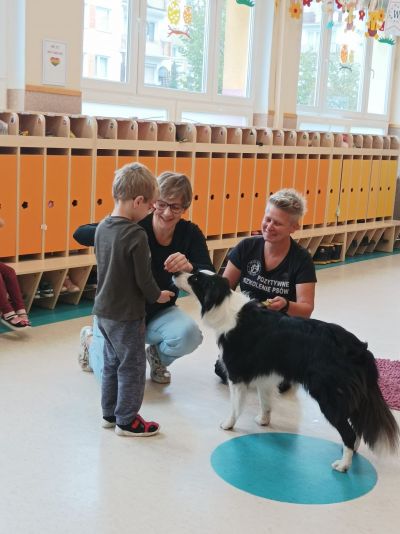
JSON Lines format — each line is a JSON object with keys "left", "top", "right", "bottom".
{"left": 146, "top": 345, "right": 171, "bottom": 384}
{"left": 78, "top": 326, "right": 93, "bottom": 372}
{"left": 115, "top": 414, "right": 160, "bottom": 437}
{"left": 102, "top": 415, "right": 116, "bottom": 428}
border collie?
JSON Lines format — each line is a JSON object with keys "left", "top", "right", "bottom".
{"left": 173, "top": 270, "right": 399, "bottom": 472}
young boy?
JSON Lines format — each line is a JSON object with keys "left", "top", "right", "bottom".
{"left": 93, "top": 163, "right": 174, "bottom": 437}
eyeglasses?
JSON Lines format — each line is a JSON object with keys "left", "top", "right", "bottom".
{"left": 154, "top": 200, "right": 186, "bottom": 214}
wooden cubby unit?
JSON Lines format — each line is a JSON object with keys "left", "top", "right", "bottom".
{"left": 1, "top": 113, "right": 399, "bottom": 310}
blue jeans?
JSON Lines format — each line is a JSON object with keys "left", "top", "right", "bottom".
{"left": 89, "top": 306, "right": 203, "bottom": 383}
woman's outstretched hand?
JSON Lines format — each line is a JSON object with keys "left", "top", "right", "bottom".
{"left": 164, "top": 252, "right": 193, "bottom": 273}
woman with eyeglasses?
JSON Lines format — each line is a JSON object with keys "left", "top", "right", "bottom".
{"left": 74, "top": 171, "right": 214, "bottom": 385}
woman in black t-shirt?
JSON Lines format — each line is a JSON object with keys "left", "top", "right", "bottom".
{"left": 215, "top": 189, "right": 317, "bottom": 386}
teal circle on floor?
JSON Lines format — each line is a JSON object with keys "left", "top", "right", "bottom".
{"left": 211, "top": 433, "right": 377, "bottom": 504}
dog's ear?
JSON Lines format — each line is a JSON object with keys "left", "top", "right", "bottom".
{"left": 202, "top": 275, "right": 231, "bottom": 313}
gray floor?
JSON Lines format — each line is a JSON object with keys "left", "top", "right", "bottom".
{"left": 1, "top": 255, "right": 400, "bottom": 534}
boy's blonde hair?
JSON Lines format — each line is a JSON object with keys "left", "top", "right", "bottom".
{"left": 112, "top": 162, "right": 158, "bottom": 202}
{"left": 158, "top": 172, "right": 193, "bottom": 208}
{"left": 268, "top": 188, "right": 306, "bottom": 221}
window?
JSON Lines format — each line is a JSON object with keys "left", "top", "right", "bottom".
{"left": 297, "top": 3, "right": 393, "bottom": 128}
{"left": 144, "top": 0, "right": 209, "bottom": 92}
{"left": 82, "top": 0, "right": 260, "bottom": 121}
{"left": 95, "top": 55, "right": 109, "bottom": 78}
{"left": 83, "top": 0, "right": 129, "bottom": 82}
{"left": 218, "top": 0, "right": 253, "bottom": 97}
{"left": 95, "top": 6, "right": 111, "bottom": 32}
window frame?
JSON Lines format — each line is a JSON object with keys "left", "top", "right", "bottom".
{"left": 81, "top": 0, "right": 258, "bottom": 120}
{"left": 297, "top": 7, "right": 395, "bottom": 131}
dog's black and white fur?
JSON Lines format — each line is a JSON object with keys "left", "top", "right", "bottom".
{"left": 174, "top": 270, "right": 399, "bottom": 472}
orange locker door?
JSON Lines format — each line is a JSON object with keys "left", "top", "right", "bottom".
{"left": 238, "top": 157, "right": 255, "bottom": 233}
{"left": 314, "top": 157, "right": 329, "bottom": 225}
{"left": 269, "top": 157, "right": 283, "bottom": 196}
{"left": 45, "top": 155, "right": 68, "bottom": 253}
{"left": 357, "top": 159, "right": 371, "bottom": 220}
{"left": 223, "top": 157, "right": 240, "bottom": 234}
{"left": 376, "top": 159, "right": 388, "bottom": 218}
{"left": 303, "top": 157, "right": 318, "bottom": 226}
{"left": 70, "top": 155, "right": 93, "bottom": 250}
{"left": 157, "top": 155, "right": 175, "bottom": 175}
{"left": 192, "top": 156, "right": 209, "bottom": 234}
{"left": 95, "top": 156, "right": 117, "bottom": 222}
{"left": 117, "top": 154, "right": 135, "bottom": 169}
{"left": 338, "top": 159, "right": 352, "bottom": 223}
{"left": 19, "top": 154, "right": 44, "bottom": 255}
{"left": 384, "top": 159, "right": 398, "bottom": 217}
{"left": 252, "top": 158, "right": 269, "bottom": 232}
{"left": 327, "top": 158, "right": 342, "bottom": 224}
{"left": 294, "top": 158, "right": 308, "bottom": 226}
{"left": 175, "top": 154, "right": 193, "bottom": 221}
{"left": 207, "top": 157, "right": 226, "bottom": 237}
{"left": 0, "top": 154, "right": 18, "bottom": 257}
{"left": 348, "top": 159, "right": 361, "bottom": 221}
{"left": 138, "top": 154, "right": 156, "bottom": 174}
{"left": 366, "top": 159, "right": 381, "bottom": 219}
{"left": 282, "top": 157, "right": 295, "bottom": 189}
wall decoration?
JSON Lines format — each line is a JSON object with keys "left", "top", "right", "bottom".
{"left": 289, "top": 1, "right": 303, "bottom": 18}
{"left": 236, "top": 0, "right": 255, "bottom": 6}
{"left": 365, "top": 9, "right": 385, "bottom": 38}
{"left": 166, "top": 0, "right": 192, "bottom": 40}
{"left": 42, "top": 39, "right": 67, "bottom": 86}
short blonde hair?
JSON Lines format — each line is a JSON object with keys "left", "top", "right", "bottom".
{"left": 268, "top": 189, "right": 306, "bottom": 221}
{"left": 112, "top": 162, "right": 158, "bottom": 202}
{"left": 158, "top": 172, "right": 193, "bottom": 208}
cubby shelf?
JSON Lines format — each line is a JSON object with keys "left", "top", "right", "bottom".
{"left": 1, "top": 111, "right": 399, "bottom": 310}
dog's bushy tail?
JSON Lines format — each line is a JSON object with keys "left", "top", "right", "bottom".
{"left": 351, "top": 361, "right": 400, "bottom": 454}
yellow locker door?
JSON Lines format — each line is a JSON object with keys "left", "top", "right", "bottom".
{"left": 376, "top": 159, "right": 388, "bottom": 218}
{"left": 19, "top": 154, "right": 44, "bottom": 255}
{"left": 0, "top": 154, "right": 18, "bottom": 257}
{"left": 348, "top": 159, "right": 361, "bottom": 221}
{"left": 327, "top": 158, "right": 342, "bottom": 224}
{"left": 366, "top": 159, "right": 381, "bottom": 219}
{"left": 338, "top": 159, "right": 352, "bottom": 223}
{"left": 357, "top": 159, "right": 371, "bottom": 220}
{"left": 384, "top": 159, "right": 398, "bottom": 217}
{"left": 314, "top": 158, "right": 329, "bottom": 225}
{"left": 303, "top": 158, "right": 318, "bottom": 226}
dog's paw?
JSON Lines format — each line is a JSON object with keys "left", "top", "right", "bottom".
{"left": 220, "top": 418, "right": 235, "bottom": 430}
{"left": 255, "top": 412, "right": 270, "bottom": 426}
{"left": 331, "top": 459, "right": 350, "bottom": 473}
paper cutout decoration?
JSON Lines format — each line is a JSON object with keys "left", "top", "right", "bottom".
{"left": 289, "top": 1, "right": 302, "bottom": 18}
{"left": 236, "top": 0, "right": 255, "bottom": 6}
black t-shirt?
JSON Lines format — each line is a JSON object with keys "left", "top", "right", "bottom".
{"left": 228, "top": 236, "right": 317, "bottom": 302}
{"left": 73, "top": 214, "right": 214, "bottom": 321}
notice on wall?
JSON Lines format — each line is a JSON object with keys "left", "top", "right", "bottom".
{"left": 385, "top": 1, "right": 400, "bottom": 36}
{"left": 42, "top": 40, "right": 67, "bottom": 86}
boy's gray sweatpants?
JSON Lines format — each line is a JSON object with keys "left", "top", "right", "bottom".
{"left": 97, "top": 317, "right": 146, "bottom": 426}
